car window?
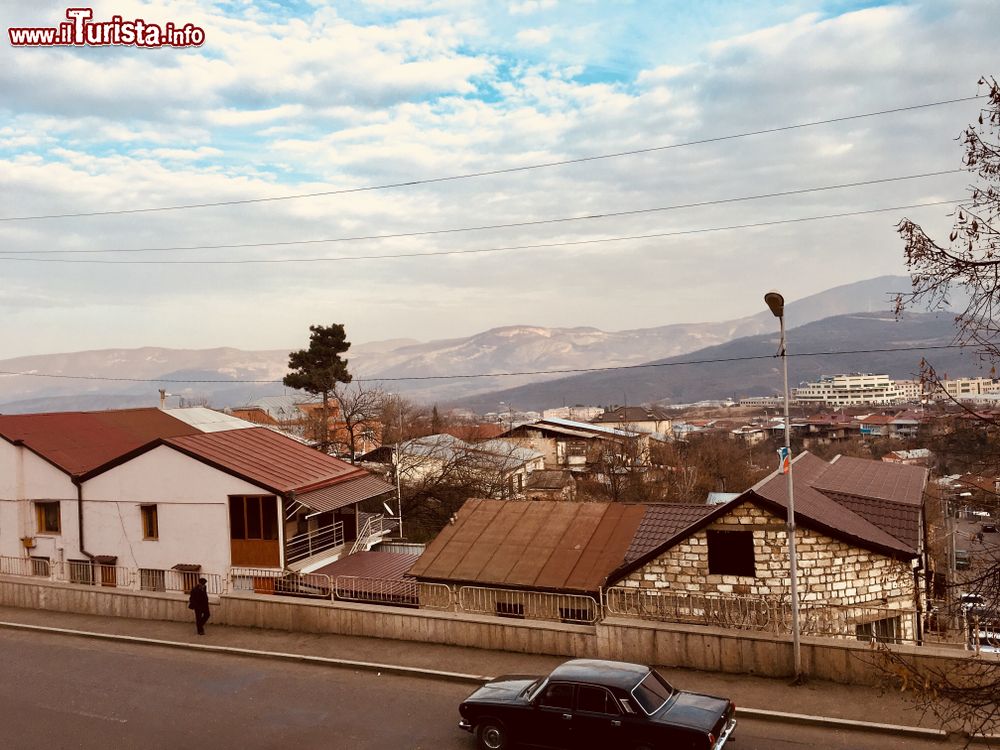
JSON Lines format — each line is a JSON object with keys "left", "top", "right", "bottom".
{"left": 539, "top": 682, "right": 574, "bottom": 710}
{"left": 631, "top": 670, "right": 674, "bottom": 715}
{"left": 576, "top": 685, "right": 621, "bottom": 715}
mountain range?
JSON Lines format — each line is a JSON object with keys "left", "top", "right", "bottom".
{"left": 0, "top": 275, "right": 972, "bottom": 414}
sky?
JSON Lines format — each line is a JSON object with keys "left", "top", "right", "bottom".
{"left": 0, "top": 0, "right": 996, "bottom": 357}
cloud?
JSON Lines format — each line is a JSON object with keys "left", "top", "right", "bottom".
{"left": 1, "top": 0, "right": 997, "bottom": 361}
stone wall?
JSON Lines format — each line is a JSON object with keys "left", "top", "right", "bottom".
{"left": 618, "top": 501, "right": 917, "bottom": 638}
{"left": 3, "top": 575, "right": 991, "bottom": 687}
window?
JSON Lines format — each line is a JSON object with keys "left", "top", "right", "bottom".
{"left": 35, "top": 501, "right": 61, "bottom": 534}
{"left": 141, "top": 504, "right": 159, "bottom": 540}
{"left": 140, "top": 568, "right": 166, "bottom": 592}
{"left": 229, "top": 495, "right": 279, "bottom": 540}
{"left": 577, "top": 686, "right": 620, "bottom": 715}
{"left": 706, "top": 529, "right": 756, "bottom": 577}
{"left": 856, "top": 617, "right": 901, "bottom": 644}
{"left": 496, "top": 601, "right": 525, "bottom": 619}
{"left": 539, "top": 683, "right": 574, "bottom": 710}
{"left": 559, "top": 606, "right": 594, "bottom": 624}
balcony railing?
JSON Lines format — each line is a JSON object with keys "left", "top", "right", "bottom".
{"left": 286, "top": 521, "right": 344, "bottom": 563}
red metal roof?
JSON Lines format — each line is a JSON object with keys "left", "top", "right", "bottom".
{"left": 163, "top": 427, "right": 373, "bottom": 494}
{"left": 0, "top": 408, "right": 200, "bottom": 477}
{"left": 409, "top": 499, "right": 647, "bottom": 594}
{"left": 295, "top": 474, "right": 395, "bottom": 512}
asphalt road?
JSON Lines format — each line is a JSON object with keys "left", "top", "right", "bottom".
{"left": 0, "top": 630, "right": 966, "bottom": 750}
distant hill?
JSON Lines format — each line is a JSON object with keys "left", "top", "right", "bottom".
{"left": 0, "top": 275, "right": 953, "bottom": 414}
{"left": 451, "top": 311, "right": 984, "bottom": 412}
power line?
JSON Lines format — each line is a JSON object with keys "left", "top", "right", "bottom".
{"left": 0, "top": 95, "right": 980, "bottom": 223}
{"left": 2, "top": 169, "right": 962, "bottom": 257}
{"left": 0, "top": 197, "right": 963, "bottom": 265}
{"left": 0, "top": 343, "right": 969, "bottom": 385}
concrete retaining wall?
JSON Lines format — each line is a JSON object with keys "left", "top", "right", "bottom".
{"left": 2, "top": 575, "right": 986, "bottom": 686}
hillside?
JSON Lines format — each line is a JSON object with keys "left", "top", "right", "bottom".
{"left": 452, "top": 312, "right": 981, "bottom": 411}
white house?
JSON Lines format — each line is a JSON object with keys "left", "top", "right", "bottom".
{"left": 0, "top": 408, "right": 394, "bottom": 589}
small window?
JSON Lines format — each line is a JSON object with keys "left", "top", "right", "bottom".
{"left": 856, "top": 617, "right": 901, "bottom": 645}
{"left": 496, "top": 601, "right": 525, "bottom": 619}
{"left": 140, "top": 568, "right": 166, "bottom": 592}
{"left": 539, "top": 683, "right": 574, "bottom": 710}
{"left": 577, "top": 686, "right": 620, "bottom": 715}
{"left": 559, "top": 606, "right": 594, "bottom": 624}
{"left": 141, "top": 505, "right": 159, "bottom": 540}
{"left": 706, "top": 529, "right": 756, "bottom": 577}
{"left": 35, "top": 502, "right": 61, "bottom": 534}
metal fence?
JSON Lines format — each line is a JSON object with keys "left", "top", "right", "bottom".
{"left": 459, "top": 585, "right": 600, "bottom": 625}
{"left": 229, "top": 567, "right": 331, "bottom": 598}
{"left": 1, "top": 555, "right": 223, "bottom": 594}
{"left": 286, "top": 522, "right": 344, "bottom": 563}
{"left": 333, "top": 576, "right": 453, "bottom": 610}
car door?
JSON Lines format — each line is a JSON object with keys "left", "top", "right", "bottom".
{"left": 571, "top": 684, "right": 632, "bottom": 749}
{"left": 531, "top": 681, "right": 576, "bottom": 748}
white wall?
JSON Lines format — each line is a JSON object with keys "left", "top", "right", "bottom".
{"left": 0, "top": 440, "right": 79, "bottom": 559}
{"left": 81, "top": 445, "right": 273, "bottom": 575}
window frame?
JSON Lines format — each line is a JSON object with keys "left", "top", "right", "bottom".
{"left": 228, "top": 495, "right": 279, "bottom": 541}
{"left": 706, "top": 529, "right": 756, "bottom": 577}
{"left": 140, "top": 504, "right": 159, "bottom": 540}
{"left": 35, "top": 501, "right": 61, "bottom": 535}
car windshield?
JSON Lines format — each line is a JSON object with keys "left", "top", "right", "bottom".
{"left": 630, "top": 670, "right": 675, "bottom": 715}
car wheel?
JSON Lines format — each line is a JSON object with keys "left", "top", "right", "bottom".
{"left": 476, "top": 719, "right": 508, "bottom": 750}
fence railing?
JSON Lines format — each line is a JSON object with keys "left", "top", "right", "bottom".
{"left": 286, "top": 521, "right": 344, "bottom": 563}
{"left": 1, "top": 554, "right": 988, "bottom": 646}
{"left": 349, "top": 514, "right": 385, "bottom": 556}
{"left": 460, "top": 585, "right": 600, "bottom": 625}
{"left": 0, "top": 555, "right": 224, "bottom": 594}
{"left": 230, "top": 567, "right": 331, "bottom": 598}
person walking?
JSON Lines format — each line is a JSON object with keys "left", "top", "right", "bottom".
{"left": 188, "top": 577, "right": 211, "bottom": 635}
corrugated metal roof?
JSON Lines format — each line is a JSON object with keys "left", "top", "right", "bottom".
{"left": 541, "top": 417, "right": 638, "bottom": 438}
{"left": 310, "top": 551, "right": 418, "bottom": 580}
{"left": 0, "top": 408, "right": 200, "bottom": 477}
{"left": 750, "top": 452, "right": 919, "bottom": 556}
{"left": 164, "top": 427, "right": 378, "bottom": 494}
{"left": 408, "top": 499, "right": 646, "bottom": 594}
{"left": 816, "top": 455, "right": 927, "bottom": 506}
{"left": 296, "top": 473, "right": 395, "bottom": 512}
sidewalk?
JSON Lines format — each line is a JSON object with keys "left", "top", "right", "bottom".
{"left": 0, "top": 604, "right": 951, "bottom": 739}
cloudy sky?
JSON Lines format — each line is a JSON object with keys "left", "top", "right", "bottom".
{"left": 0, "top": 0, "right": 995, "bottom": 357}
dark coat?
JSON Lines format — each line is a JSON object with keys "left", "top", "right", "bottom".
{"left": 188, "top": 583, "right": 210, "bottom": 613}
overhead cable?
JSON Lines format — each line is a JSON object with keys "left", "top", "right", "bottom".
{"left": 0, "top": 198, "right": 964, "bottom": 265}
{"left": 0, "top": 95, "right": 980, "bottom": 222}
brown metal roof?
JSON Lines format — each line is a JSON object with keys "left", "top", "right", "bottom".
{"left": 408, "top": 499, "right": 646, "bottom": 594}
{"left": 295, "top": 473, "right": 395, "bottom": 512}
{"left": 0, "top": 408, "right": 201, "bottom": 477}
{"left": 310, "top": 551, "right": 418, "bottom": 580}
{"left": 625, "top": 504, "right": 718, "bottom": 564}
{"left": 749, "top": 452, "right": 918, "bottom": 557}
{"left": 814, "top": 455, "right": 927, "bottom": 506}
{"left": 162, "top": 427, "right": 378, "bottom": 495}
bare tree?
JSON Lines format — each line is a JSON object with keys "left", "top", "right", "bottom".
{"left": 896, "top": 77, "right": 1000, "bottom": 359}
{"left": 888, "top": 77, "right": 1000, "bottom": 738}
{"left": 331, "top": 383, "right": 386, "bottom": 461}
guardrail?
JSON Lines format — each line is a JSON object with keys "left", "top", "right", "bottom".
{"left": 230, "top": 567, "right": 331, "bottom": 598}
{"left": 459, "top": 585, "right": 599, "bottom": 625}
{"left": 2, "top": 555, "right": 224, "bottom": 594}
{"left": 286, "top": 521, "right": 344, "bottom": 563}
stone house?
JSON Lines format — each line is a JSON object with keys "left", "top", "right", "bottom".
{"left": 611, "top": 452, "right": 927, "bottom": 641}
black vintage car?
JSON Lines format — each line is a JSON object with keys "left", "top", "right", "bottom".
{"left": 458, "top": 658, "right": 736, "bottom": 750}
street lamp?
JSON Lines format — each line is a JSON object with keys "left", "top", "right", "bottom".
{"left": 765, "top": 290, "right": 803, "bottom": 682}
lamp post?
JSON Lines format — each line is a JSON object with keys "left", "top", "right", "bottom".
{"left": 765, "top": 290, "right": 803, "bottom": 682}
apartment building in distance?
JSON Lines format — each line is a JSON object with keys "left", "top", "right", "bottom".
{"left": 936, "top": 377, "right": 1000, "bottom": 401}
{"left": 794, "top": 373, "right": 918, "bottom": 406}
